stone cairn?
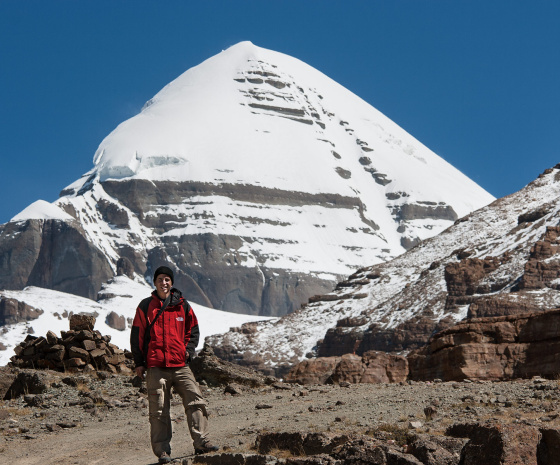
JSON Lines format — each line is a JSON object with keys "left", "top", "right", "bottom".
{"left": 9, "top": 314, "right": 134, "bottom": 374}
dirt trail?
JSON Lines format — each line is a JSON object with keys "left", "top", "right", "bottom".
{"left": 2, "top": 379, "right": 558, "bottom": 464}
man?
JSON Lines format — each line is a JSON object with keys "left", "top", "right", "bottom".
{"left": 131, "top": 265, "right": 219, "bottom": 463}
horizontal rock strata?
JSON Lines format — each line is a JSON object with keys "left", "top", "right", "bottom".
{"left": 408, "top": 308, "right": 560, "bottom": 381}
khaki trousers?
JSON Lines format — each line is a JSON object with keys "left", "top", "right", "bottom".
{"left": 146, "top": 366, "right": 209, "bottom": 456}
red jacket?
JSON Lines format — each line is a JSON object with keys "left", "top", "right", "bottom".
{"left": 130, "top": 288, "right": 199, "bottom": 368}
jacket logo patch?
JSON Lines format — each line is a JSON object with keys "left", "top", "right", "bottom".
{"left": 176, "top": 317, "right": 184, "bottom": 321}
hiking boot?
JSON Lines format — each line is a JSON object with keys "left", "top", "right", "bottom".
{"left": 158, "top": 452, "right": 172, "bottom": 464}
{"left": 194, "top": 441, "right": 219, "bottom": 455}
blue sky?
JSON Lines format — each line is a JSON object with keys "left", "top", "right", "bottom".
{"left": 1, "top": 1, "right": 559, "bottom": 224}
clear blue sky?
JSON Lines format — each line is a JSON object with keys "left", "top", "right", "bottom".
{"left": 1, "top": 1, "right": 559, "bottom": 224}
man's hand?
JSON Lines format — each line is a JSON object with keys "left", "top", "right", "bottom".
{"left": 135, "top": 366, "right": 145, "bottom": 378}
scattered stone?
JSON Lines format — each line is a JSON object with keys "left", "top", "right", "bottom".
{"left": 408, "top": 421, "right": 423, "bottom": 430}
{"left": 424, "top": 405, "right": 437, "bottom": 420}
{"left": 255, "top": 404, "right": 273, "bottom": 410}
{"left": 224, "top": 383, "right": 244, "bottom": 396}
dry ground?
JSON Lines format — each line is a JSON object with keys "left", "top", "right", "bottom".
{"left": 1, "top": 374, "right": 559, "bottom": 464}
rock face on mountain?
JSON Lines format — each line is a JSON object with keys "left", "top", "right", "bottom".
{"left": 208, "top": 165, "right": 560, "bottom": 376}
{"left": 408, "top": 308, "right": 560, "bottom": 381}
{"left": 0, "top": 42, "right": 492, "bottom": 318}
{"left": 0, "top": 218, "right": 113, "bottom": 300}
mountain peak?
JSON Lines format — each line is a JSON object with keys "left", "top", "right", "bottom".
{"left": 4, "top": 43, "right": 493, "bottom": 318}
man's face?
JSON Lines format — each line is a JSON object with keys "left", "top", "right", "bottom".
{"left": 155, "top": 274, "right": 172, "bottom": 299}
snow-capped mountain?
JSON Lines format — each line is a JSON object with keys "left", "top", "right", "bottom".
{"left": 0, "top": 276, "right": 275, "bottom": 367}
{"left": 208, "top": 165, "right": 560, "bottom": 376}
{"left": 0, "top": 41, "right": 493, "bottom": 318}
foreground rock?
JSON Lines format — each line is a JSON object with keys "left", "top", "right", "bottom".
{"left": 190, "top": 344, "right": 277, "bottom": 387}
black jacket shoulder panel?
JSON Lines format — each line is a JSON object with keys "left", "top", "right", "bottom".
{"left": 138, "top": 296, "right": 153, "bottom": 316}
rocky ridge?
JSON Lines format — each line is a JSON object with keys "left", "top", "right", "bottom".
{"left": 285, "top": 305, "right": 560, "bottom": 385}
{"left": 208, "top": 165, "right": 560, "bottom": 376}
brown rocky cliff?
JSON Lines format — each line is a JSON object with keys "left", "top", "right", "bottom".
{"left": 408, "top": 308, "right": 560, "bottom": 381}
{"left": 286, "top": 351, "right": 408, "bottom": 385}
{"left": 519, "top": 226, "right": 560, "bottom": 290}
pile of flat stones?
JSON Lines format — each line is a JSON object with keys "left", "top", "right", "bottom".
{"left": 9, "top": 314, "right": 133, "bottom": 375}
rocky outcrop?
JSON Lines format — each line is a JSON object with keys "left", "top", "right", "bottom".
{"left": 192, "top": 424, "right": 560, "bottom": 465}
{"left": 444, "top": 256, "right": 502, "bottom": 299}
{"left": 331, "top": 352, "right": 408, "bottom": 384}
{"left": 307, "top": 218, "right": 560, "bottom": 375}
{"left": 408, "top": 308, "right": 560, "bottom": 381}
{"left": 286, "top": 351, "right": 408, "bottom": 385}
{"left": 467, "top": 295, "right": 540, "bottom": 318}
{"left": 519, "top": 226, "right": 560, "bottom": 290}
{"left": 9, "top": 315, "right": 133, "bottom": 375}
{"left": 318, "top": 314, "right": 448, "bottom": 357}
{"left": 285, "top": 357, "right": 342, "bottom": 384}
{"left": 446, "top": 422, "right": 544, "bottom": 465}
{"left": 190, "top": 344, "right": 277, "bottom": 387}
{"left": 0, "top": 218, "right": 113, "bottom": 300}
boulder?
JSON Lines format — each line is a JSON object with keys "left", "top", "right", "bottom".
{"left": 332, "top": 351, "right": 408, "bottom": 384}
{"left": 190, "top": 344, "right": 277, "bottom": 387}
{"left": 255, "top": 432, "right": 350, "bottom": 456}
{"left": 408, "top": 434, "right": 466, "bottom": 465}
{"left": 447, "top": 422, "right": 539, "bottom": 465}
{"left": 105, "top": 311, "right": 126, "bottom": 331}
{"left": 4, "top": 370, "right": 55, "bottom": 399}
{"left": 538, "top": 428, "right": 560, "bottom": 465}
{"left": 0, "top": 297, "right": 43, "bottom": 326}
{"left": 192, "top": 453, "right": 282, "bottom": 465}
